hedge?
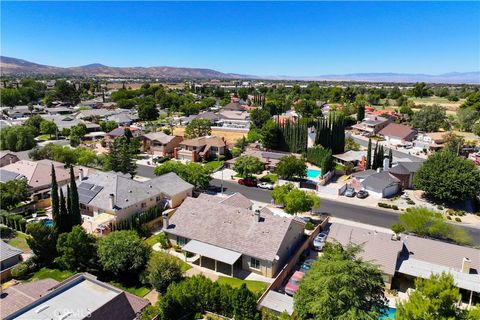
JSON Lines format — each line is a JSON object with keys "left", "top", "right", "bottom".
{"left": 111, "top": 205, "right": 163, "bottom": 232}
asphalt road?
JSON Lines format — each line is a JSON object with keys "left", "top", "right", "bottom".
{"left": 137, "top": 164, "right": 480, "bottom": 245}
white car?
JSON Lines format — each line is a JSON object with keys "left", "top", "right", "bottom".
{"left": 313, "top": 232, "right": 328, "bottom": 251}
{"left": 257, "top": 182, "right": 274, "bottom": 190}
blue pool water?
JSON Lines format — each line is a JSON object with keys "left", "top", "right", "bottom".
{"left": 42, "top": 219, "right": 54, "bottom": 227}
{"left": 306, "top": 168, "right": 321, "bottom": 178}
{"left": 380, "top": 307, "right": 396, "bottom": 319}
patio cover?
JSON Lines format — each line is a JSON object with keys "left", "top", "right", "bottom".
{"left": 397, "top": 258, "right": 480, "bottom": 293}
{"left": 259, "top": 291, "right": 294, "bottom": 315}
{"left": 182, "top": 240, "right": 242, "bottom": 265}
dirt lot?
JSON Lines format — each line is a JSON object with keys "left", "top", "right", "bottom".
{"left": 173, "top": 127, "right": 247, "bottom": 144}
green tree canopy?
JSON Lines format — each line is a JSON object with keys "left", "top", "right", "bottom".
{"left": 146, "top": 252, "right": 183, "bottom": 293}
{"left": 40, "top": 120, "right": 57, "bottom": 138}
{"left": 184, "top": 118, "right": 211, "bottom": 138}
{"left": 154, "top": 161, "right": 212, "bottom": 189}
{"left": 0, "top": 126, "right": 36, "bottom": 151}
{"left": 413, "top": 150, "right": 480, "bottom": 202}
{"left": 250, "top": 108, "right": 271, "bottom": 129}
{"left": 97, "top": 230, "right": 151, "bottom": 276}
{"left": 275, "top": 155, "right": 306, "bottom": 180}
{"left": 272, "top": 182, "right": 295, "bottom": 206}
{"left": 411, "top": 104, "right": 448, "bottom": 132}
{"left": 138, "top": 102, "right": 159, "bottom": 121}
{"left": 233, "top": 155, "right": 264, "bottom": 177}
{"left": 460, "top": 92, "right": 480, "bottom": 111}
{"left": 26, "top": 223, "right": 58, "bottom": 263}
{"left": 55, "top": 226, "right": 97, "bottom": 271}
{"left": 284, "top": 188, "right": 320, "bottom": 215}
{"left": 294, "top": 243, "right": 387, "bottom": 320}
{"left": 0, "top": 178, "right": 29, "bottom": 210}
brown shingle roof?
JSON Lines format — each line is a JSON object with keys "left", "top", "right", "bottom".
{"left": 379, "top": 123, "right": 416, "bottom": 140}
{"left": 181, "top": 136, "right": 226, "bottom": 148}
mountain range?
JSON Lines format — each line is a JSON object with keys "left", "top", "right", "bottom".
{"left": 1, "top": 56, "right": 479, "bottom": 84}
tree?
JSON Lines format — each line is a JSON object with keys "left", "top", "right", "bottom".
{"left": 250, "top": 108, "right": 271, "bottom": 129}
{"left": 261, "top": 120, "right": 282, "bottom": 150}
{"left": 356, "top": 104, "right": 365, "bottom": 122}
{"left": 106, "top": 136, "right": 137, "bottom": 178}
{"left": 68, "top": 166, "right": 82, "bottom": 226}
{"left": 284, "top": 188, "right": 319, "bottom": 215}
{"left": 457, "top": 108, "right": 479, "bottom": 132}
{"left": 411, "top": 105, "right": 448, "bottom": 132}
{"left": 55, "top": 226, "right": 97, "bottom": 271}
{"left": 396, "top": 273, "right": 464, "bottom": 320}
{"left": 413, "top": 82, "right": 431, "bottom": 98}
{"left": 97, "top": 230, "right": 151, "bottom": 276}
{"left": 294, "top": 243, "right": 387, "bottom": 320}
{"left": 366, "top": 138, "right": 372, "bottom": 169}
{"left": 70, "top": 123, "right": 87, "bottom": 139}
{"left": 99, "top": 120, "right": 118, "bottom": 133}
{"left": 443, "top": 132, "right": 464, "bottom": 155}
{"left": 0, "top": 126, "right": 36, "bottom": 151}
{"left": 233, "top": 155, "right": 264, "bottom": 177}
{"left": 275, "top": 155, "right": 306, "bottom": 180}
{"left": 473, "top": 121, "right": 480, "bottom": 137}
{"left": 398, "top": 207, "right": 472, "bottom": 245}
{"left": 272, "top": 183, "right": 294, "bottom": 206}
{"left": 413, "top": 150, "right": 480, "bottom": 202}
{"left": 154, "top": 161, "right": 212, "bottom": 189}
{"left": 345, "top": 137, "right": 360, "bottom": 151}
{"left": 25, "top": 223, "right": 58, "bottom": 263}
{"left": 0, "top": 88, "right": 21, "bottom": 106}
{"left": 138, "top": 102, "right": 159, "bottom": 121}
{"left": 232, "top": 283, "right": 259, "bottom": 320}
{"left": 146, "top": 252, "right": 183, "bottom": 293}
{"left": 0, "top": 178, "right": 29, "bottom": 210}
{"left": 51, "top": 165, "right": 60, "bottom": 230}
{"left": 40, "top": 120, "right": 57, "bottom": 138}
{"left": 24, "top": 115, "right": 46, "bottom": 134}
{"left": 184, "top": 119, "right": 211, "bottom": 138}
{"left": 58, "top": 188, "right": 71, "bottom": 233}
{"left": 460, "top": 92, "right": 480, "bottom": 111}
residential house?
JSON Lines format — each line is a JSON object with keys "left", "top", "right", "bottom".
{"left": 105, "top": 126, "right": 142, "bottom": 143}
{"left": 3, "top": 273, "right": 149, "bottom": 320}
{"left": 141, "top": 132, "right": 183, "bottom": 156}
{"left": 366, "top": 108, "right": 399, "bottom": 121}
{"left": 0, "top": 241, "right": 23, "bottom": 281}
{"left": 1, "top": 105, "right": 31, "bottom": 119}
{"left": 218, "top": 110, "right": 251, "bottom": 129}
{"left": 41, "top": 114, "right": 101, "bottom": 132}
{"left": 174, "top": 136, "right": 227, "bottom": 161}
{"left": 414, "top": 132, "right": 448, "bottom": 151}
{"left": 0, "top": 151, "right": 20, "bottom": 167}
{"left": 45, "top": 106, "right": 73, "bottom": 115}
{"left": 388, "top": 161, "right": 424, "bottom": 189}
{"left": 222, "top": 101, "right": 244, "bottom": 112}
{"left": 197, "top": 192, "right": 253, "bottom": 210}
{"left": 333, "top": 150, "right": 367, "bottom": 167}
{"left": 164, "top": 197, "right": 306, "bottom": 277}
{"left": 106, "top": 112, "right": 139, "bottom": 126}
{"left": 351, "top": 169, "right": 400, "bottom": 198}
{"left": 74, "top": 171, "right": 193, "bottom": 231}
{"left": 378, "top": 123, "right": 417, "bottom": 146}
{"left": 352, "top": 116, "right": 392, "bottom": 136}
{"left": 225, "top": 147, "right": 293, "bottom": 171}
{"left": 0, "top": 160, "right": 77, "bottom": 200}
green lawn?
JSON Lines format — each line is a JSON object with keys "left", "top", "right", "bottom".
{"left": 28, "top": 267, "right": 75, "bottom": 282}
{"left": 144, "top": 234, "right": 161, "bottom": 247}
{"left": 36, "top": 134, "right": 52, "bottom": 141}
{"left": 8, "top": 232, "right": 31, "bottom": 253}
{"left": 108, "top": 280, "right": 151, "bottom": 297}
{"left": 204, "top": 160, "right": 224, "bottom": 171}
{"left": 217, "top": 277, "right": 268, "bottom": 294}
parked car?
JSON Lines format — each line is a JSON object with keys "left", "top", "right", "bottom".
{"left": 284, "top": 271, "right": 305, "bottom": 296}
{"left": 257, "top": 182, "right": 274, "bottom": 190}
{"left": 356, "top": 190, "right": 369, "bottom": 199}
{"left": 238, "top": 178, "right": 257, "bottom": 187}
{"left": 300, "top": 259, "right": 315, "bottom": 273}
{"left": 344, "top": 187, "right": 356, "bottom": 197}
{"left": 313, "top": 232, "right": 328, "bottom": 251}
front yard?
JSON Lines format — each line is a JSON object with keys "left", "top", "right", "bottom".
{"left": 7, "top": 232, "right": 31, "bottom": 252}
{"left": 204, "top": 160, "right": 224, "bottom": 171}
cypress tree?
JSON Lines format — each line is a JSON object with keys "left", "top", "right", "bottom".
{"left": 69, "top": 166, "right": 82, "bottom": 226}
{"left": 51, "top": 164, "right": 60, "bottom": 229}
{"left": 388, "top": 149, "right": 393, "bottom": 168}
{"left": 357, "top": 105, "right": 365, "bottom": 122}
{"left": 378, "top": 145, "right": 385, "bottom": 168}
{"left": 372, "top": 143, "right": 378, "bottom": 170}
{"left": 366, "top": 139, "right": 372, "bottom": 169}
{"left": 58, "top": 188, "right": 69, "bottom": 233}
{"left": 66, "top": 185, "right": 72, "bottom": 222}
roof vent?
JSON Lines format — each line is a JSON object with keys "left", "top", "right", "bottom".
{"left": 35, "top": 305, "right": 49, "bottom": 313}
{"left": 129, "top": 190, "right": 132, "bottom": 193}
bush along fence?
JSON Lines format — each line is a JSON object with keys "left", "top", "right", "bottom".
{"left": 110, "top": 205, "right": 163, "bottom": 232}
{"left": 306, "top": 146, "right": 334, "bottom": 177}
{"left": 0, "top": 211, "right": 27, "bottom": 233}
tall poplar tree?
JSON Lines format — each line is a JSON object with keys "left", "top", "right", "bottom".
{"left": 372, "top": 143, "right": 379, "bottom": 170}
{"left": 388, "top": 149, "right": 393, "bottom": 168}
{"left": 51, "top": 164, "right": 60, "bottom": 229}
{"left": 366, "top": 139, "right": 372, "bottom": 169}
{"left": 69, "top": 166, "right": 82, "bottom": 226}
{"left": 58, "top": 188, "right": 70, "bottom": 233}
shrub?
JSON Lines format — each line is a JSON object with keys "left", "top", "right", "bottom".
{"left": 11, "top": 262, "right": 31, "bottom": 279}
{"left": 391, "top": 223, "right": 405, "bottom": 234}
{"left": 157, "top": 232, "right": 170, "bottom": 249}
{"left": 305, "top": 221, "right": 314, "bottom": 230}
{"left": 391, "top": 205, "right": 399, "bottom": 210}
{"left": 147, "top": 252, "right": 184, "bottom": 293}
{"left": 406, "top": 200, "right": 416, "bottom": 205}
{"left": 455, "top": 217, "right": 462, "bottom": 222}
{"left": 447, "top": 215, "right": 452, "bottom": 220}
{"left": 437, "top": 206, "right": 444, "bottom": 210}
{"left": 0, "top": 225, "right": 16, "bottom": 239}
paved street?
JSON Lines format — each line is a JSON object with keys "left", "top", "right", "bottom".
{"left": 137, "top": 164, "right": 480, "bottom": 244}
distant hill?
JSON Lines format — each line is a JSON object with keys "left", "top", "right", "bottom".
{"left": 1, "top": 56, "right": 478, "bottom": 83}
{"left": 0, "top": 56, "right": 248, "bottom": 79}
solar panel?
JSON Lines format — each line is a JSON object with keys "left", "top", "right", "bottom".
{"left": 78, "top": 182, "right": 94, "bottom": 190}
{"left": 92, "top": 186, "right": 103, "bottom": 193}
{"left": 78, "top": 184, "right": 104, "bottom": 204}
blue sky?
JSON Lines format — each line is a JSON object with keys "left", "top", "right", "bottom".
{"left": 1, "top": 1, "right": 479, "bottom": 76}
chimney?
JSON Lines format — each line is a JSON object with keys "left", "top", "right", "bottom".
{"left": 79, "top": 168, "right": 84, "bottom": 180}
{"left": 162, "top": 212, "right": 169, "bottom": 229}
{"left": 462, "top": 257, "right": 471, "bottom": 273}
{"left": 377, "top": 167, "right": 382, "bottom": 173}
{"left": 109, "top": 193, "right": 115, "bottom": 209}
{"left": 254, "top": 210, "right": 261, "bottom": 222}
{"left": 9, "top": 156, "right": 14, "bottom": 164}
{"left": 383, "top": 157, "right": 390, "bottom": 170}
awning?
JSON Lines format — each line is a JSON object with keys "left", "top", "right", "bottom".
{"left": 259, "top": 291, "right": 294, "bottom": 315}
{"left": 182, "top": 240, "right": 242, "bottom": 265}
{"left": 94, "top": 213, "right": 115, "bottom": 226}
{"left": 397, "top": 258, "right": 480, "bottom": 293}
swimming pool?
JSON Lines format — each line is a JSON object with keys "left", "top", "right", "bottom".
{"left": 306, "top": 168, "right": 321, "bottom": 179}
{"left": 42, "top": 219, "right": 54, "bottom": 227}
{"left": 380, "top": 307, "right": 396, "bottom": 319}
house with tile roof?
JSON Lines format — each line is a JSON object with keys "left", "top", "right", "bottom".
{"left": 72, "top": 171, "right": 193, "bottom": 229}
{"left": 378, "top": 123, "right": 417, "bottom": 146}
{"left": 141, "top": 132, "right": 183, "bottom": 156}
{"left": 3, "top": 273, "right": 149, "bottom": 320}
{"left": 0, "top": 151, "right": 20, "bottom": 167}
{"left": 163, "top": 197, "right": 306, "bottom": 277}
{"left": 174, "top": 135, "right": 227, "bottom": 161}
{"left": 352, "top": 116, "right": 392, "bottom": 136}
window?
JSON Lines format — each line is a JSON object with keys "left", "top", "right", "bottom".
{"left": 250, "top": 258, "right": 260, "bottom": 270}
{"left": 177, "top": 236, "right": 187, "bottom": 246}
{"left": 210, "top": 146, "right": 218, "bottom": 151}
{"left": 141, "top": 202, "right": 146, "bottom": 209}
{"left": 156, "top": 196, "right": 162, "bottom": 202}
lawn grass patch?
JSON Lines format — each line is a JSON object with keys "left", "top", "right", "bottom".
{"left": 217, "top": 276, "right": 268, "bottom": 295}
{"left": 7, "top": 232, "right": 31, "bottom": 252}
{"left": 108, "top": 280, "right": 151, "bottom": 297}
{"left": 204, "top": 160, "right": 224, "bottom": 171}
{"left": 28, "top": 267, "right": 74, "bottom": 282}
{"left": 260, "top": 174, "right": 278, "bottom": 183}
